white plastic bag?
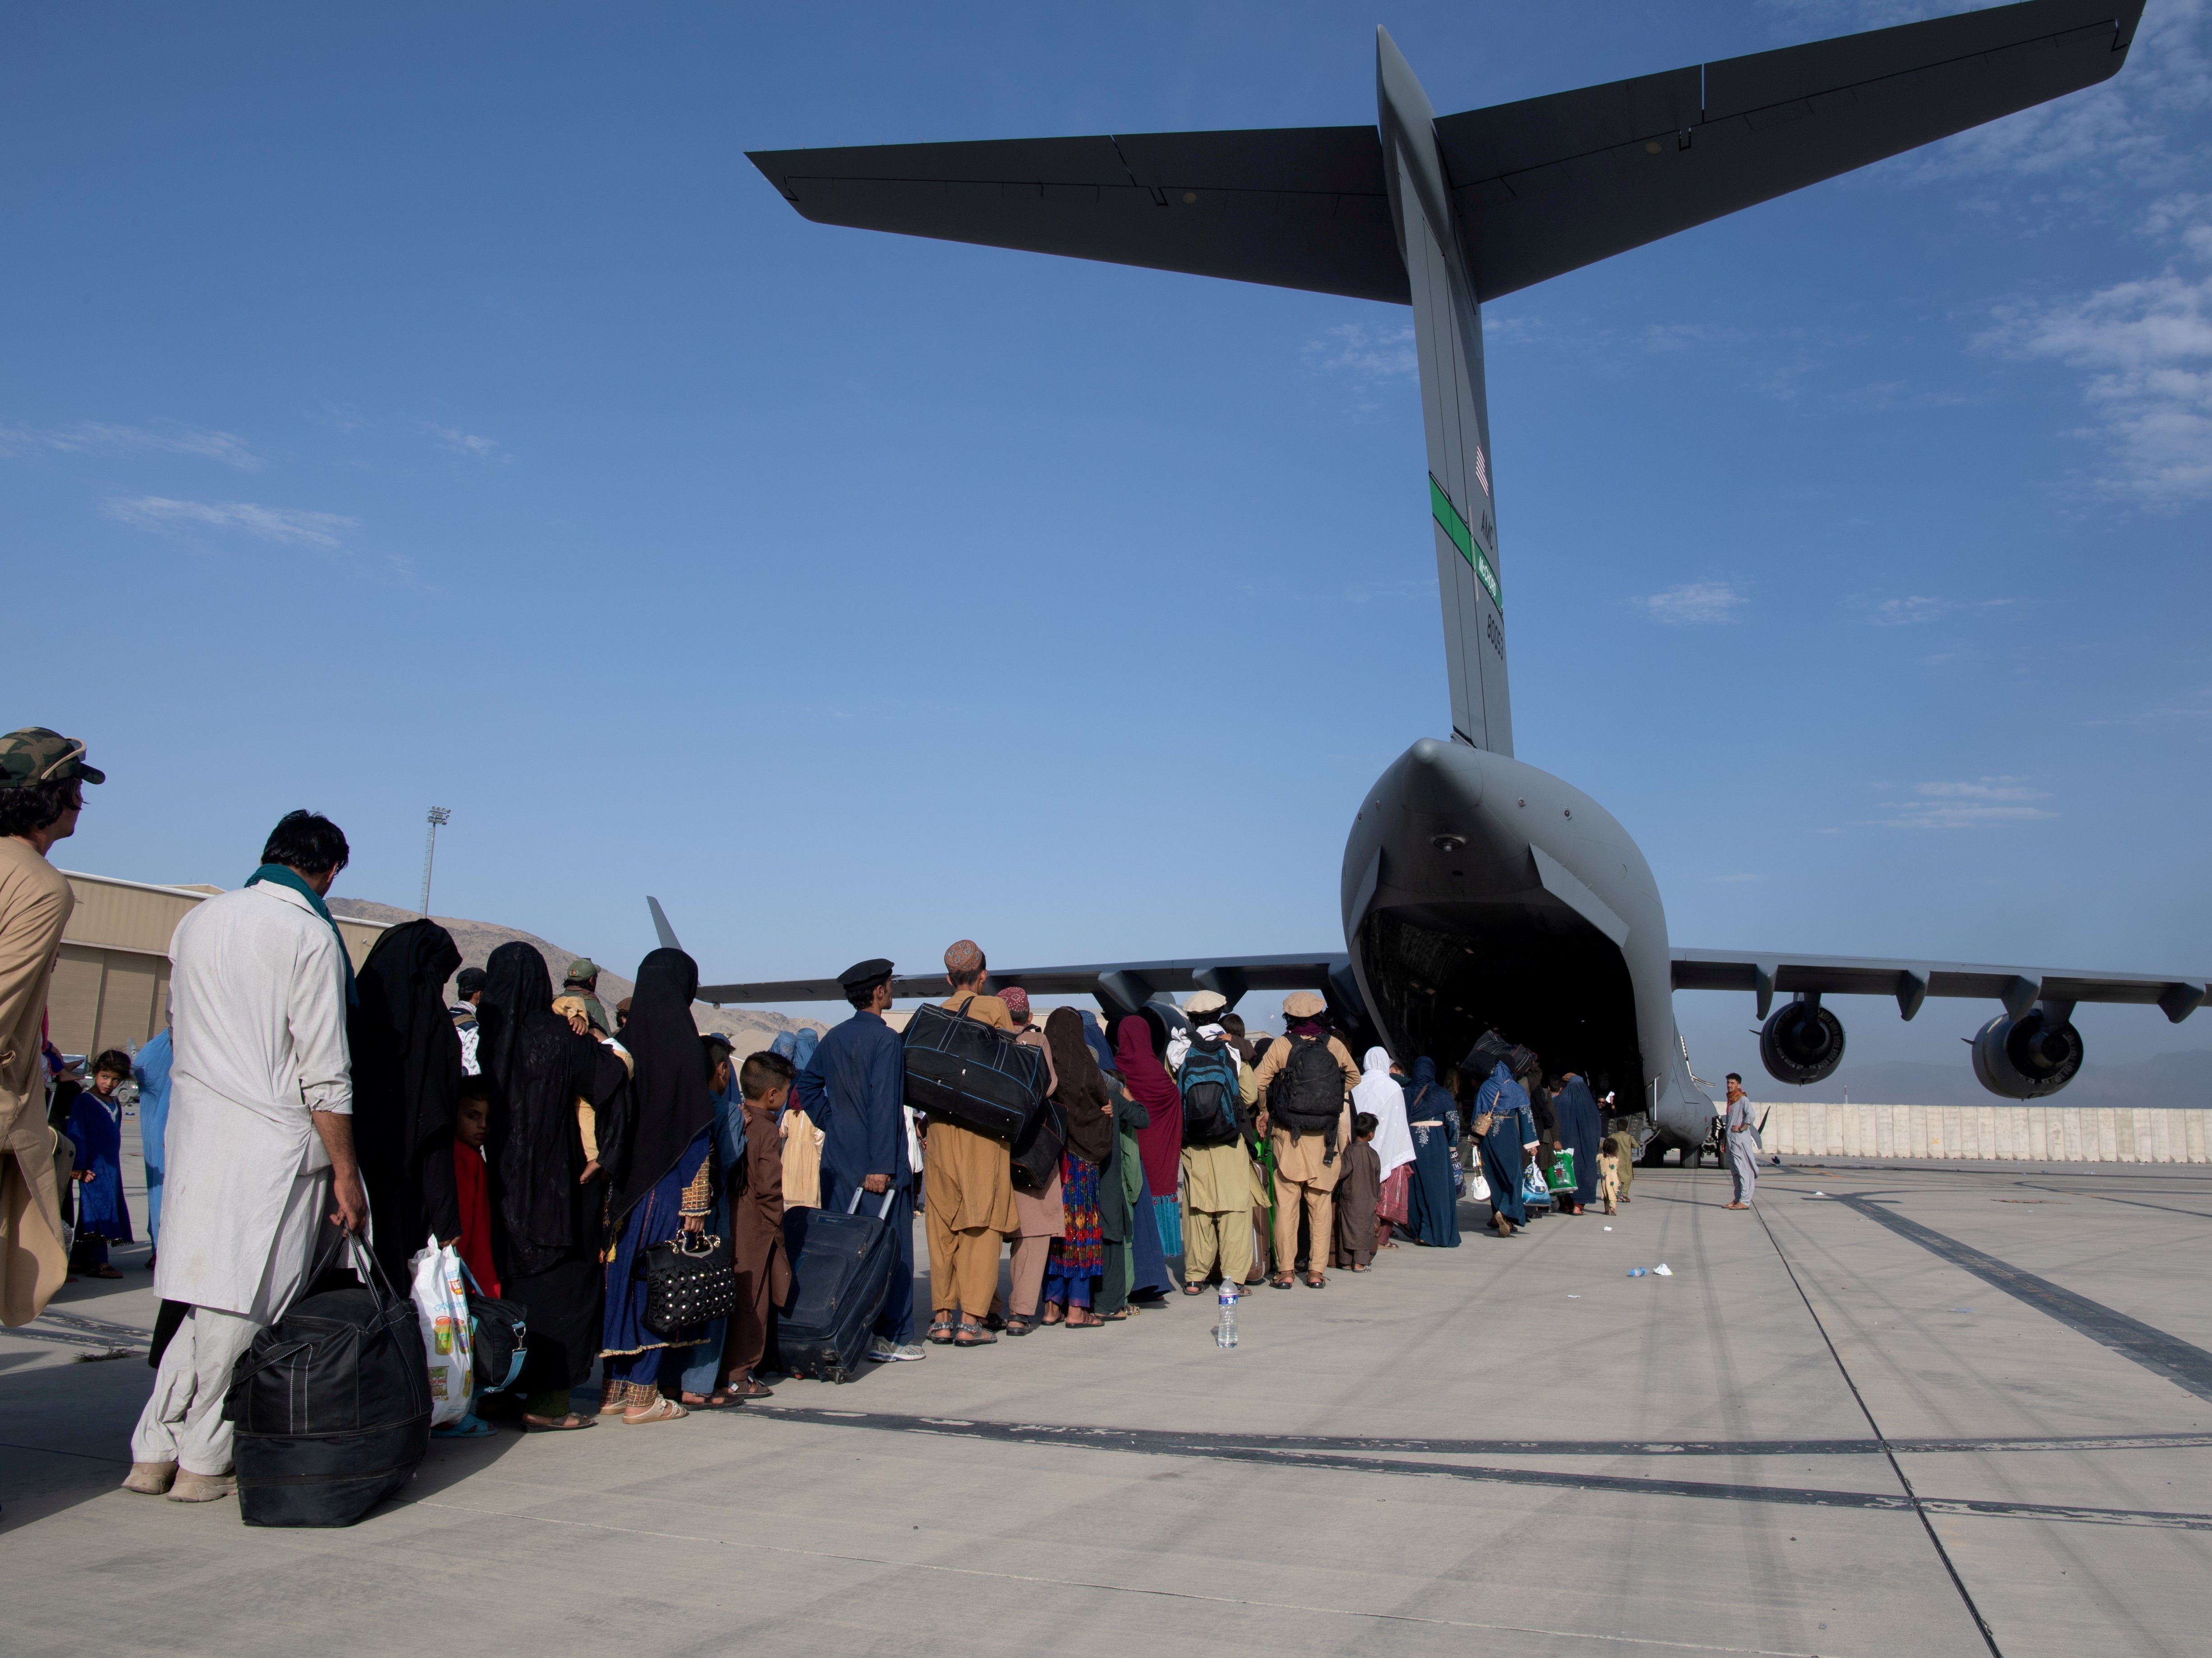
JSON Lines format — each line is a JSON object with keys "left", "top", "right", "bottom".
{"left": 408, "top": 1235, "right": 474, "bottom": 1427}
{"left": 1468, "top": 1172, "right": 1491, "bottom": 1203}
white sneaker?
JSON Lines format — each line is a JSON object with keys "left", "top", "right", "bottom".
{"left": 867, "top": 1337, "right": 925, "bottom": 1362}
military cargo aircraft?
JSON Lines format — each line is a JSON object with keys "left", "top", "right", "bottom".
{"left": 708, "top": 0, "right": 2203, "bottom": 1153}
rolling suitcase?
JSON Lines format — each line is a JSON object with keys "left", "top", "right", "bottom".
{"left": 779, "top": 1189, "right": 899, "bottom": 1383}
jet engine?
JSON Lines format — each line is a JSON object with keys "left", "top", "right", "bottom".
{"left": 1971, "top": 1008, "right": 2084, "bottom": 1100}
{"left": 1760, "top": 995, "right": 1845, "bottom": 1086}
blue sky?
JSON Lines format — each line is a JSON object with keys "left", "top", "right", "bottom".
{"left": 6, "top": 0, "right": 2207, "bottom": 1091}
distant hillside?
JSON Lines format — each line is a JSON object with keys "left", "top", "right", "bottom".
{"left": 327, "top": 898, "right": 825, "bottom": 1053}
{"left": 1745, "top": 1048, "right": 2209, "bottom": 1110}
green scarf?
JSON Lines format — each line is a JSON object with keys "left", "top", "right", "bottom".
{"left": 244, "top": 863, "right": 359, "bottom": 1007}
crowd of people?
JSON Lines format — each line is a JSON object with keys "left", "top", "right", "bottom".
{"left": 0, "top": 727, "right": 1651, "bottom": 1508}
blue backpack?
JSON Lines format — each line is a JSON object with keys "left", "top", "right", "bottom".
{"left": 1177, "top": 1038, "right": 1242, "bottom": 1148}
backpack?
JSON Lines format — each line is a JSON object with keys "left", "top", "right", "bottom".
{"left": 1267, "top": 1035, "right": 1344, "bottom": 1139}
{"left": 1177, "top": 1038, "right": 1241, "bottom": 1148}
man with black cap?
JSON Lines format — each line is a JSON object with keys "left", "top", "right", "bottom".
{"left": 450, "top": 966, "right": 486, "bottom": 1076}
{"left": 793, "top": 957, "right": 922, "bottom": 1361}
{"left": 0, "top": 728, "right": 101, "bottom": 1329}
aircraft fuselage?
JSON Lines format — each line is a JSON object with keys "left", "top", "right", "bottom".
{"left": 1343, "top": 737, "right": 1711, "bottom": 1145}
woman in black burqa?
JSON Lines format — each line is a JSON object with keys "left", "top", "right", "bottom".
{"left": 347, "top": 919, "right": 466, "bottom": 1290}
{"left": 479, "top": 941, "right": 633, "bottom": 1430}
{"left": 595, "top": 947, "right": 716, "bottom": 1424}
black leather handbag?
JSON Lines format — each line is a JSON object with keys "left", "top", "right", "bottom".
{"left": 643, "top": 1232, "right": 739, "bottom": 1334}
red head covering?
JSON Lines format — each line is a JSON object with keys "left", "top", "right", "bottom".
{"left": 1115, "top": 1015, "right": 1183, "bottom": 1195}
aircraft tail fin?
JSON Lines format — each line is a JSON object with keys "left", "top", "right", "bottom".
{"left": 647, "top": 896, "right": 684, "bottom": 953}
{"left": 1380, "top": 28, "right": 1513, "bottom": 755}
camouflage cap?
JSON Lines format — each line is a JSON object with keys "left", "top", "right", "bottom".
{"left": 0, "top": 728, "right": 104, "bottom": 790}
{"left": 563, "top": 958, "right": 600, "bottom": 983}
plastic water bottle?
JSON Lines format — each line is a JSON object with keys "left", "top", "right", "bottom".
{"left": 1215, "top": 1282, "right": 1239, "bottom": 1349}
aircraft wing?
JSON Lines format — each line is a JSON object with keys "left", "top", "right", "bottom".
{"left": 748, "top": 0, "right": 2141, "bottom": 306}
{"left": 697, "top": 952, "right": 1353, "bottom": 1014}
{"left": 1443, "top": 0, "right": 2144, "bottom": 301}
{"left": 747, "top": 125, "right": 1407, "bottom": 304}
{"left": 1671, "top": 948, "right": 2208, "bottom": 1024}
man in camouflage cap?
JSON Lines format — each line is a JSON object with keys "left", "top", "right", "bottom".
{"left": 561, "top": 957, "right": 611, "bottom": 1036}
{"left": 0, "top": 728, "right": 103, "bottom": 1327}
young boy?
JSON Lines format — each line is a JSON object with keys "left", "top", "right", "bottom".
{"left": 451, "top": 1077, "right": 500, "bottom": 1297}
{"left": 64, "top": 1049, "right": 135, "bottom": 1278}
{"left": 1331, "top": 1112, "right": 1382, "bottom": 1273}
{"left": 1597, "top": 1136, "right": 1622, "bottom": 1217}
{"left": 716, "top": 1051, "right": 792, "bottom": 1401}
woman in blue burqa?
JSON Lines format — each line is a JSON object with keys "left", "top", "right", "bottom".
{"left": 597, "top": 947, "right": 716, "bottom": 1424}
{"left": 1400, "top": 1056, "right": 1461, "bottom": 1247}
{"left": 1468, "top": 1032, "right": 1540, "bottom": 1240}
{"left": 1550, "top": 1070, "right": 1605, "bottom": 1217}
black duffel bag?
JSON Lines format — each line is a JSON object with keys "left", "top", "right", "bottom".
{"left": 902, "top": 997, "right": 1050, "bottom": 1143}
{"left": 458, "top": 1259, "right": 527, "bottom": 1394}
{"left": 224, "top": 1229, "right": 431, "bottom": 1528}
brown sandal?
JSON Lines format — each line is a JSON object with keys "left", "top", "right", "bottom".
{"left": 952, "top": 1318, "right": 997, "bottom": 1346}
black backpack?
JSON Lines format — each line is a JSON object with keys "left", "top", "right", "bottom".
{"left": 1268, "top": 1035, "right": 1345, "bottom": 1138}
{"left": 1177, "top": 1037, "right": 1242, "bottom": 1148}
{"left": 224, "top": 1231, "right": 431, "bottom": 1528}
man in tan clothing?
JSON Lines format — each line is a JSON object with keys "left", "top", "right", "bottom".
{"left": 0, "top": 729, "right": 102, "bottom": 1327}
{"left": 1250, "top": 991, "right": 1359, "bottom": 1289}
{"left": 924, "top": 939, "right": 1019, "bottom": 1346}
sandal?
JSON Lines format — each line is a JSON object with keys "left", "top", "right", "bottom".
{"left": 926, "top": 1314, "right": 957, "bottom": 1345}
{"left": 952, "top": 1318, "right": 997, "bottom": 1346}
{"left": 1305, "top": 1273, "right": 1326, "bottom": 1289}
{"left": 1269, "top": 1274, "right": 1294, "bottom": 1290}
{"left": 522, "top": 1412, "right": 597, "bottom": 1432}
{"left": 623, "top": 1397, "right": 688, "bottom": 1424}
{"left": 92, "top": 1264, "right": 124, "bottom": 1279}
{"left": 1102, "top": 1306, "right": 1133, "bottom": 1321}
{"left": 1002, "top": 1315, "right": 1037, "bottom": 1337}
{"left": 722, "top": 1376, "right": 774, "bottom": 1399}
{"left": 1041, "top": 1304, "right": 1065, "bottom": 1326}
{"left": 1180, "top": 1283, "right": 1207, "bottom": 1295}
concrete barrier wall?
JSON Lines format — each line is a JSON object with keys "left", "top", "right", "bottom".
{"left": 1760, "top": 1102, "right": 2211, "bottom": 1163}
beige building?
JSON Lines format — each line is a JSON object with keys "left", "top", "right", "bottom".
{"left": 46, "top": 870, "right": 390, "bottom": 1060}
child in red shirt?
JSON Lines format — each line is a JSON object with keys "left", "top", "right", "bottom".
{"left": 452, "top": 1080, "right": 500, "bottom": 1297}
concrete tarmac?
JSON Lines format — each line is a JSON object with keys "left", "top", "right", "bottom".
{"left": 2, "top": 1157, "right": 2206, "bottom": 1657}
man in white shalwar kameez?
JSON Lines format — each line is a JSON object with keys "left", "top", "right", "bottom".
{"left": 126, "top": 811, "right": 367, "bottom": 1503}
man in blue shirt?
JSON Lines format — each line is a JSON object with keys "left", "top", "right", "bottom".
{"left": 133, "top": 1025, "right": 174, "bottom": 1268}
{"left": 794, "top": 958, "right": 921, "bottom": 1361}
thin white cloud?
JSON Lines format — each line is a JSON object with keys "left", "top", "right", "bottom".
{"left": 1875, "top": 776, "right": 2056, "bottom": 829}
{"left": 1481, "top": 311, "right": 1546, "bottom": 346}
{"left": 106, "top": 496, "right": 356, "bottom": 549}
{"left": 1984, "top": 194, "right": 2212, "bottom": 504}
{"left": 425, "top": 423, "right": 506, "bottom": 461}
{"left": 1635, "top": 580, "right": 1746, "bottom": 624}
{"left": 0, "top": 420, "right": 263, "bottom": 471}
{"left": 1867, "top": 594, "right": 2022, "bottom": 626}
{"left": 1304, "top": 320, "right": 1415, "bottom": 381}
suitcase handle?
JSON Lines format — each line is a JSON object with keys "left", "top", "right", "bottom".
{"left": 844, "top": 1187, "right": 897, "bottom": 1221}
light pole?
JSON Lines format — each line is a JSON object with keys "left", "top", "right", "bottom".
{"left": 421, "top": 807, "right": 451, "bottom": 915}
